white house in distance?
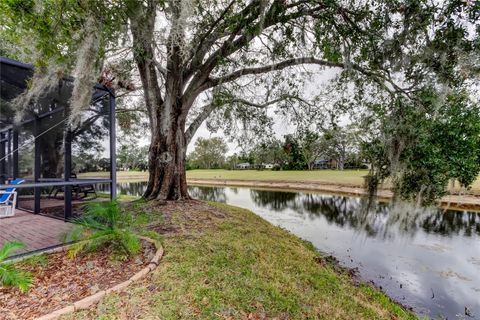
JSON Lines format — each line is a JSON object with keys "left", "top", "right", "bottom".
{"left": 236, "top": 163, "right": 251, "bottom": 169}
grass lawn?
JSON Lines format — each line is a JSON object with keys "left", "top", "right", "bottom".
{"left": 79, "top": 170, "right": 148, "bottom": 182}
{"left": 67, "top": 200, "right": 416, "bottom": 320}
{"left": 187, "top": 169, "right": 369, "bottom": 186}
{"left": 80, "top": 169, "right": 480, "bottom": 194}
{"left": 80, "top": 169, "right": 368, "bottom": 186}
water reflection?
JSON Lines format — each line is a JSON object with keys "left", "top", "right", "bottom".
{"left": 103, "top": 182, "right": 480, "bottom": 238}
{"left": 188, "top": 185, "right": 480, "bottom": 319}
{"left": 189, "top": 185, "right": 227, "bottom": 203}
{"left": 98, "top": 181, "right": 147, "bottom": 196}
{"left": 247, "top": 189, "right": 480, "bottom": 238}
{"left": 250, "top": 189, "right": 298, "bottom": 211}
{"left": 101, "top": 181, "right": 480, "bottom": 318}
{"left": 420, "top": 210, "right": 480, "bottom": 236}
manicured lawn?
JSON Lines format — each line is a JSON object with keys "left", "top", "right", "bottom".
{"left": 67, "top": 201, "right": 416, "bottom": 319}
{"left": 79, "top": 170, "right": 148, "bottom": 182}
{"left": 187, "top": 169, "right": 369, "bottom": 186}
{"left": 80, "top": 169, "right": 480, "bottom": 194}
{"left": 187, "top": 169, "right": 480, "bottom": 194}
{"left": 80, "top": 169, "right": 368, "bottom": 186}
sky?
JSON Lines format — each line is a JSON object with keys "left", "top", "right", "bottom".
{"left": 107, "top": 65, "right": 344, "bottom": 158}
{"left": 186, "top": 66, "right": 341, "bottom": 155}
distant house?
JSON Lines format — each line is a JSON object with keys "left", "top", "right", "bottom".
{"left": 313, "top": 159, "right": 330, "bottom": 169}
{"left": 236, "top": 163, "right": 251, "bottom": 169}
{"left": 252, "top": 163, "right": 274, "bottom": 170}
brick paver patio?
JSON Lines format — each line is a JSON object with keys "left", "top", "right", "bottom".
{"left": 0, "top": 210, "right": 74, "bottom": 256}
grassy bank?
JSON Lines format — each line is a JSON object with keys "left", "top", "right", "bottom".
{"left": 80, "top": 169, "right": 368, "bottom": 185}
{"left": 68, "top": 200, "right": 416, "bottom": 319}
{"left": 187, "top": 169, "right": 369, "bottom": 186}
{"left": 81, "top": 169, "right": 480, "bottom": 194}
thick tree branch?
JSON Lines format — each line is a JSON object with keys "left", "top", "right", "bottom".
{"left": 153, "top": 58, "right": 167, "bottom": 79}
{"left": 209, "top": 58, "right": 343, "bottom": 86}
{"left": 184, "top": 93, "right": 310, "bottom": 145}
{"left": 185, "top": 102, "right": 216, "bottom": 145}
{"left": 183, "top": 2, "right": 330, "bottom": 105}
{"left": 206, "top": 57, "right": 405, "bottom": 97}
{"left": 186, "top": 0, "right": 270, "bottom": 75}
{"left": 229, "top": 94, "right": 313, "bottom": 108}
{"left": 129, "top": 1, "right": 163, "bottom": 130}
{"left": 186, "top": 0, "right": 237, "bottom": 75}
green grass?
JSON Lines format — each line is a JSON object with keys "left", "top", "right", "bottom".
{"left": 187, "top": 169, "right": 369, "bottom": 186}
{"left": 96, "top": 192, "right": 142, "bottom": 201}
{"left": 187, "top": 170, "right": 480, "bottom": 193}
{"left": 80, "top": 169, "right": 480, "bottom": 194}
{"left": 66, "top": 201, "right": 417, "bottom": 320}
{"left": 79, "top": 171, "right": 148, "bottom": 183}
{"left": 80, "top": 169, "right": 368, "bottom": 186}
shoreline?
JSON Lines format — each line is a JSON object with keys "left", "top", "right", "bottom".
{"left": 187, "top": 178, "right": 480, "bottom": 211}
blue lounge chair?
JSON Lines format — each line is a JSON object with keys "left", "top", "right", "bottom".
{"left": 0, "top": 178, "right": 25, "bottom": 218}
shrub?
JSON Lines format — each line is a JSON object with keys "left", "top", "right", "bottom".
{"left": 66, "top": 200, "right": 141, "bottom": 260}
{"left": 0, "top": 241, "right": 32, "bottom": 293}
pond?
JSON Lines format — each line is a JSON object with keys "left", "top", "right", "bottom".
{"left": 102, "top": 182, "right": 480, "bottom": 319}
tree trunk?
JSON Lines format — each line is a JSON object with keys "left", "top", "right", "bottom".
{"left": 307, "top": 162, "right": 313, "bottom": 170}
{"left": 143, "top": 100, "right": 190, "bottom": 201}
{"left": 338, "top": 157, "right": 345, "bottom": 170}
{"left": 38, "top": 134, "right": 63, "bottom": 178}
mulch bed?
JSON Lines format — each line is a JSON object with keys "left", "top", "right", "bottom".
{"left": 0, "top": 240, "right": 156, "bottom": 320}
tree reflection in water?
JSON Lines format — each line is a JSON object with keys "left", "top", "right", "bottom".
{"left": 101, "top": 183, "right": 480, "bottom": 239}
{"left": 249, "top": 189, "right": 298, "bottom": 211}
{"left": 97, "top": 182, "right": 148, "bottom": 197}
{"left": 189, "top": 186, "right": 227, "bottom": 203}
{"left": 248, "top": 189, "right": 480, "bottom": 239}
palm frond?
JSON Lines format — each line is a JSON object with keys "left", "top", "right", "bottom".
{"left": 0, "top": 241, "right": 25, "bottom": 262}
{"left": 0, "top": 241, "right": 32, "bottom": 292}
{"left": 66, "top": 200, "right": 142, "bottom": 260}
{"left": 0, "top": 264, "right": 32, "bottom": 293}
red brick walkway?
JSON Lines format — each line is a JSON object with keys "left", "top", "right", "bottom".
{"left": 0, "top": 210, "right": 74, "bottom": 255}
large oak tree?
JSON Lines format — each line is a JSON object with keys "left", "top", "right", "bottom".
{"left": 2, "top": 0, "right": 478, "bottom": 201}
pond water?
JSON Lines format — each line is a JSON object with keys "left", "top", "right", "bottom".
{"left": 103, "top": 182, "right": 480, "bottom": 319}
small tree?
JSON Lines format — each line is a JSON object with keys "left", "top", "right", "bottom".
{"left": 189, "top": 137, "right": 228, "bottom": 169}
{"left": 283, "top": 134, "right": 307, "bottom": 170}
{"left": 249, "top": 138, "right": 286, "bottom": 168}
{"left": 225, "top": 153, "right": 240, "bottom": 170}
{"left": 298, "top": 130, "right": 326, "bottom": 170}
{"left": 322, "top": 126, "right": 358, "bottom": 170}
{"left": 117, "top": 138, "right": 149, "bottom": 171}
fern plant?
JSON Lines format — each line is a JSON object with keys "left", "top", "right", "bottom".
{"left": 66, "top": 200, "right": 141, "bottom": 260}
{"left": 0, "top": 241, "right": 32, "bottom": 293}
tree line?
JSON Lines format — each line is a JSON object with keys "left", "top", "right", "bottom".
{"left": 187, "top": 125, "right": 365, "bottom": 171}
{"left": 2, "top": 0, "right": 479, "bottom": 203}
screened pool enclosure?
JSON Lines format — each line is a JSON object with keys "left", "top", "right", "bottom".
{"left": 0, "top": 56, "right": 117, "bottom": 220}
